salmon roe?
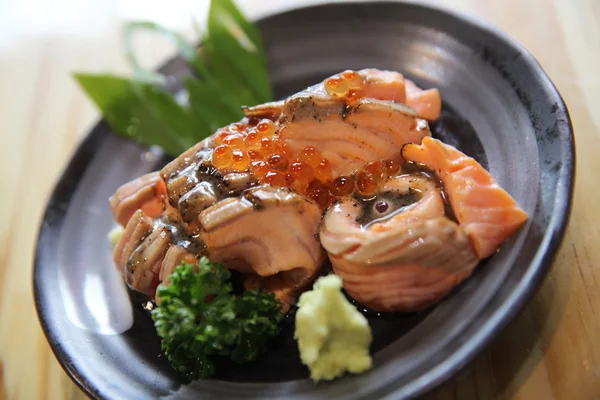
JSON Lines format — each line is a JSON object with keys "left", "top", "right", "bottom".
{"left": 384, "top": 159, "right": 400, "bottom": 177}
{"left": 212, "top": 145, "right": 234, "bottom": 169}
{"left": 329, "top": 176, "right": 355, "bottom": 196}
{"left": 210, "top": 117, "right": 404, "bottom": 209}
{"left": 214, "top": 129, "right": 231, "bottom": 144}
{"left": 231, "top": 150, "right": 250, "bottom": 171}
{"left": 247, "top": 149, "right": 262, "bottom": 160}
{"left": 244, "top": 130, "right": 261, "bottom": 150}
{"left": 356, "top": 170, "right": 378, "bottom": 196}
{"left": 285, "top": 173, "right": 295, "bottom": 186}
{"left": 325, "top": 76, "right": 350, "bottom": 97}
{"left": 314, "top": 158, "right": 333, "bottom": 182}
{"left": 260, "top": 170, "right": 286, "bottom": 187}
{"left": 306, "top": 180, "right": 334, "bottom": 209}
{"left": 276, "top": 141, "right": 294, "bottom": 159}
{"left": 288, "top": 161, "right": 314, "bottom": 183}
{"left": 260, "top": 137, "right": 275, "bottom": 155}
{"left": 268, "top": 153, "right": 289, "bottom": 172}
{"left": 364, "top": 160, "right": 385, "bottom": 182}
{"left": 342, "top": 70, "right": 364, "bottom": 89}
{"left": 223, "top": 134, "right": 246, "bottom": 150}
{"left": 298, "top": 146, "right": 321, "bottom": 169}
{"left": 323, "top": 70, "right": 364, "bottom": 101}
{"left": 257, "top": 119, "right": 276, "bottom": 137}
{"left": 250, "top": 160, "right": 270, "bottom": 178}
{"left": 347, "top": 88, "right": 365, "bottom": 103}
{"left": 233, "top": 122, "right": 247, "bottom": 131}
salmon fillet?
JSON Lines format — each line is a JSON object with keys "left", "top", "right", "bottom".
{"left": 402, "top": 137, "right": 529, "bottom": 258}
{"left": 199, "top": 186, "right": 327, "bottom": 309}
{"left": 320, "top": 175, "right": 478, "bottom": 312}
{"left": 109, "top": 172, "right": 167, "bottom": 226}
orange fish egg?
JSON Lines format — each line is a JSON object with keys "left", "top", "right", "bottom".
{"left": 342, "top": 70, "right": 358, "bottom": 80}
{"left": 306, "top": 179, "right": 327, "bottom": 194}
{"left": 231, "top": 150, "right": 250, "bottom": 171}
{"left": 314, "top": 158, "right": 333, "bottom": 183}
{"left": 329, "top": 175, "right": 355, "bottom": 197}
{"left": 233, "top": 122, "right": 247, "bottom": 132}
{"left": 223, "top": 134, "right": 246, "bottom": 150}
{"left": 244, "top": 130, "right": 261, "bottom": 150}
{"left": 212, "top": 145, "right": 233, "bottom": 169}
{"left": 276, "top": 141, "right": 294, "bottom": 159}
{"left": 268, "top": 153, "right": 289, "bottom": 172}
{"left": 342, "top": 70, "right": 364, "bottom": 89}
{"left": 356, "top": 171, "right": 378, "bottom": 196}
{"left": 260, "top": 170, "right": 286, "bottom": 187}
{"left": 325, "top": 76, "right": 349, "bottom": 97}
{"left": 313, "top": 191, "right": 334, "bottom": 209}
{"left": 364, "top": 160, "right": 385, "bottom": 182}
{"left": 250, "top": 160, "right": 270, "bottom": 178}
{"left": 384, "top": 159, "right": 400, "bottom": 177}
{"left": 257, "top": 119, "right": 276, "bottom": 137}
{"left": 214, "top": 129, "right": 230, "bottom": 144}
{"left": 247, "top": 149, "right": 262, "bottom": 160}
{"left": 298, "top": 146, "right": 321, "bottom": 169}
{"left": 288, "top": 161, "right": 314, "bottom": 183}
{"left": 346, "top": 88, "right": 365, "bottom": 103}
{"left": 306, "top": 180, "right": 334, "bottom": 209}
{"left": 260, "top": 137, "right": 275, "bottom": 155}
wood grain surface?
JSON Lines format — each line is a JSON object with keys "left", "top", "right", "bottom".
{"left": 0, "top": 0, "right": 597, "bottom": 399}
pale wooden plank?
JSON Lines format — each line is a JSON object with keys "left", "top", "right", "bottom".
{"left": 0, "top": 0, "right": 597, "bottom": 399}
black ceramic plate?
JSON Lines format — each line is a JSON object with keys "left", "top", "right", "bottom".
{"left": 34, "top": 2, "right": 574, "bottom": 399}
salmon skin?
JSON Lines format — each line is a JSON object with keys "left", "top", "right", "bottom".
{"left": 108, "top": 68, "right": 527, "bottom": 313}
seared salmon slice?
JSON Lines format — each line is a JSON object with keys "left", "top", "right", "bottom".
{"left": 279, "top": 94, "right": 430, "bottom": 177}
{"left": 333, "top": 259, "right": 473, "bottom": 312}
{"left": 360, "top": 68, "right": 407, "bottom": 103}
{"left": 199, "top": 185, "right": 327, "bottom": 309}
{"left": 320, "top": 174, "right": 478, "bottom": 312}
{"left": 404, "top": 79, "right": 442, "bottom": 121}
{"left": 402, "top": 137, "right": 529, "bottom": 258}
{"left": 109, "top": 172, "right": 167, "bottom": 226}
{"left": 113, "top": 209, "right": 153, "bottom": 275}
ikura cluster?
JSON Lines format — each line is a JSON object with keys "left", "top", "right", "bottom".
{"left": 251, "top": 145, "right": 335, "bottom": 209}
{"left": 299, "top": 157, "right": 401, "bottom": 209}
{"left": 256, "top": 145, "right": 400, "bottom": 210}
{"left": 211, "top": 119, "right": 287, "bottom": 173}
{"left": 324, "top": 70, "right": 366, "bottom": 102}
{"left": 211, "top": 119, "right": 401, "bottom": 208}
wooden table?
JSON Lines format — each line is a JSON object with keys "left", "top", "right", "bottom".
{"left": 0, "top": 0, "right": 597, "bottom": 398}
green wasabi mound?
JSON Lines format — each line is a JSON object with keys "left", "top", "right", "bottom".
{"left": 294, "top": 274, "right": 373, "bottom": 382}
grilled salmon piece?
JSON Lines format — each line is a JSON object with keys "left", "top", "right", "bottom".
{"left": 404, "top": 79, "right": 441, "bottom": 121}
{"left": 199, "top": 186, "right": 327, "bottom": 309}
{"left": 320, "top": 174, "right": 478, "bottom": 312}
{"left": 402, "top": 137, "right": 529, "bottom": 258}
{"left": 109, "top": 172, "right": 167, "bottom": 226}
{"left": 279, "top": 94, "right": 430, "bottom": 177}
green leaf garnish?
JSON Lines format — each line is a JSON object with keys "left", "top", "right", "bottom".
{"left": 74, "top": 0, "right": 272, "bottom": 157}
{"left": 74, "top": 74, "right": 199, "bottom": 155}
{"left": 205, "top": 0, "right": 272, "bottom": 103}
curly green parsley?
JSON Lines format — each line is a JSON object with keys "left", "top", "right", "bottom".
{"left": 152, "top": 257, "right": 283, "bottom": 379}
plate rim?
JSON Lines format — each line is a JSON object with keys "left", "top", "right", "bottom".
{"left": 32, "top": 1, "right": 576, "bottom": 399}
